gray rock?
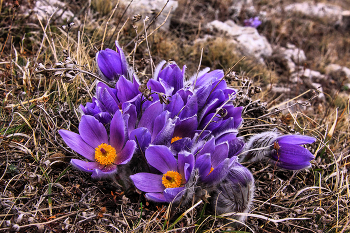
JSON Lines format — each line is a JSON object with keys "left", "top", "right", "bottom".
{"left": 284, "top": 2, "right": 342, "bottom": 22}
{"left": 33, "top": 0, "right": 79, "bottom": 24}
{"left": 325, "top": 64, "right": 350, "bottom": 80}
{"left": 291, "top": 67, "right": 326, "bottom": 83}
{"left": 120, "top": 0, "right": 178, "bottom": 31}
{"left": 205, "top": 20, "right": 272, "bottom": 63}
{"left": 274, "top": 44, "right": 306, "bottom": 73}
{"left": 228, "top": 0, "right": 255, "bottom": 18}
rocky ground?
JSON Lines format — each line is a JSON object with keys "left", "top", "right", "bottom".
{"left": 1, "top": 0, "right": 350, "bottom": 232}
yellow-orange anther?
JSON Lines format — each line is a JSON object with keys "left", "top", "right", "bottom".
{"left": 95, "top": 143, "right": 117, "bottom": 165}
{"left": 171, "top": 136, "right": 182, "bottom": 144}
{"left": 162, "top": 171, "right": 183, "bottom": 188}
{"left": 208, "top": 167, "right": 214, "bottom": 175}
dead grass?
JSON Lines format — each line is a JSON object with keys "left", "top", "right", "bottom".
{"left": 0, "top": 0, "right": 349, "bottom": 232}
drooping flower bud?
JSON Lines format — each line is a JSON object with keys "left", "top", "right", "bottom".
{"left": 240, "top": 131, "right": 316, "bottom": 170}
{"left": 212, "top": 162, "right": 254, "bottom": 221}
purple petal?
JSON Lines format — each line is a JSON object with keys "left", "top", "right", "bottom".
{"left": 96, "top": 82, "right": 118, "bottom": 103}
{"left": 199, "top": 113, "right": 222, "bottom": 131}
{"left": 115, "top": 140, "right": 136, "bottom": 165}
{"left": 71, "top": 159, "right": 100, "bottom": 173}
{"left": 202, "top": 157, "right": 234, "bottom": 185}
{"left": 91, "top": 167, "right": 118, "bottom": 179}
{"left": 277, "top": 135, "right": 316, "bottom": 145}
{"left": 196, "top": 85, "right": 211, "bottom": 110}
{"left": 195, "top": 154, "right": 212, "bottom": 178}
{"left": 97, "top": 48, "right": 122, "bottom": 81}
{"left": 195, "top": 69, "right": 224, "bottom": 88}
{"left": 178, "top": 152, "right": 194, "bottom": 181}
{"left": 153, "top": 60, "right": 167, "bottom": 80}
{"left": 116, "top": 76, "right": 140, "bottom": 103}
{"left": 224, "top": 105, "right": 243, "bottom": 127}
{"left": 227, "top": 162, "right": 254, "bottom": 186}
{"left": 115, "top": 41, "right": 128, "bottom": 76}
{"left": 171, "top": 137, "right": 192, "bottom": 153}
{"left": 59, "top": 130, "right": 95, "bottom": 160}
{"left": 174, "top": 115, "right": 198, "bottom": 138}
{"left": 152, "top": 117, "right": 176, "bottom": 145}
{"left": 148, "top": 79, "right": 165, "bottom": 93}
{"left": 79, "top": 115, "right": 108, "bottom": 149}
{"left": 161, "top": 64, "right": 184, "bottom": 94}
{"left": 177, "top": 89, "right": 193, "bottom": 104}
{"left": 196, "top": 137, "right": 215, "bottom": 156}
{"left": 146, "top": 193, "right": 166, "bottom": 202}
{"left": 179, "top": 95, "right": 198, "bottom": 119}
{"left": 122, "top": 102, "right": 137, "bottom": 133}
{"left": 109, "top": 111, "right": 125, "bottom": 152}
{"left": 273, "top": 143, "right": 315, "bottom": 170}
{"left": 145, "top": 145, "right": 177, "bottom": 173}
{"left": 165, "top": 93, "right": 184, "bottom": 118}
{"left": 138, "top": 101, "right": 163, "bottom": 132}
{"left": 94, "top": 112, "right": 112, "bottom": 124}
{"left": 99, "top": 88, "right": 119, "bottom": 114}
{"left": 152, "top": 111, "right": 170, "bottom": 141}
{"left": 130, "top": 173, "right": 164, "bottom": 192}
{"left": 164, "top": 187, "right": 186, "bottom": 203}
{"left": 130, "top": 127, "right": 151, "bottom": 152}
{"left": 211, "top": 142, "right": 229, "bottom": 168}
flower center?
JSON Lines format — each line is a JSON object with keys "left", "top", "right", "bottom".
{"left": 95, "top": 143, "right": 117, "bottom": 165}
{"left": 208, "top": 167, "right": 214, "bottom": 175}
{"left": 162, "top": 171, "right": 182, "bottom": 188}
{"left": 171, "top": 136, "right": 182, "bottom": 144}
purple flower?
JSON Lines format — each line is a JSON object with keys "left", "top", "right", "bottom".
{"left": 130, "top": 145, "right": 194, "bottom": 203}
{"left": 96, "top": 41, "right": 128, "bottom": 82}
{"left": 241, "top": 131, "right": 316, "bottom": 170}
{"left": 80, "top": 76, "right": 140, "bottom": 124}
{"left": 272, "top": 135, "right": 316, "bottom": 170}
{"left": 244, "top": 17, "right": 261, "bottom": 28}
{"left": 213, "top": 162, "right": 254, "bottom": 220}
{"left": 193, "top": 137, "right": 236, "bottom": 186}
{"left": 59, "top": 112, "right": 136, "bottom": 179}
{"left": 149, "top": 61, "right": 186, "bottom": 95}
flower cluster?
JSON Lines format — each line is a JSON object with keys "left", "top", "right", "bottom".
{"left": 59, "top": 41, "right": 316, "bottom": 217}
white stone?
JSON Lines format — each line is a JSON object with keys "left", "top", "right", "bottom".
{"left": 275, "top": 44, "right": 306, "bottom": 73}
{"left": 311, "top": 83, "right": 325, "bottom": 100}
{"left": 325, "top": 64, "right": 350, "bottom": 79}
{"left": 290, "top": 67, "right": 326, "bottom": 83}
{"left": 285, "top": 2, "right": 342, "bottom": 22}
{"left": 33, "top": 0, "right": 78, "bottom": 24}
{"left": 120, "top": 0, "right": 178, "bottom": 31}
{"left": 267, "top": 84, "right": 291, "bottom": 93}
{"left": 205, "top": 20, "right": 272, "bottom": 63}
{"left": 228, "top": 0, "right": 255, "bottom": 18}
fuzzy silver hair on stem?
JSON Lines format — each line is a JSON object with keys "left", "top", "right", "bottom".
{"left": 212, "top": 163, "right": 254, "bottom": 221}
{"left": 239, "top": 131, "right": 280, "bottom": 163}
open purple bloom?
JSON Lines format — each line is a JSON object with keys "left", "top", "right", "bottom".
{"left": 130, "top": 145, "right": 194, "bottom": 203}
{"left": 59, "top": 112, "right": 136, "bottom": 179}
{"left": 244, "top": 17, "right": 262, "bottom": 28}
{"left": 96, "top": 41, "right": 128, "bottom": 82}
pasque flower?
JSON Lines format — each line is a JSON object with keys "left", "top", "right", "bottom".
{"left": 59, "top": 111, "right": 136, "bottom": 178}
{"left": 213, "top": 161, "right": 254, "bottom": 220}
{"left": 244, "top": 17, "right": 262, "bottom": 28}
{"left": 96, "top": 41, "right": 129, "bottom": 82}
{"left": 240, "top": 131, "right": 316, "bottom": 170}
{"left": 130, "top": 145, "right": 194, "bottom": 203}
